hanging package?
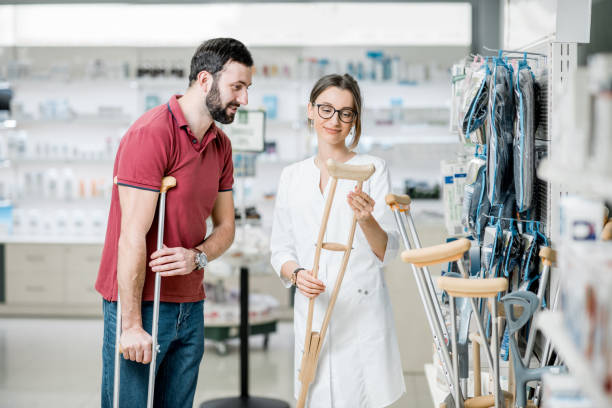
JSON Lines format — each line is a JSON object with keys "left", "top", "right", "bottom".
{"left": 487, "top": 59, "right": 516, "bottom": 205}
{"left": 460, "top": 68, "right": 489, "bottom": 144}
{"left": 462, "top": 159, "right": 490, "bottom": 241}
{"left": 514, "top": 61, "right": 536, "bottom": 212}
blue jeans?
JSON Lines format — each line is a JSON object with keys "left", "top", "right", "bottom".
{"left": 101, "top": 299, "right": 205, "bottom": 408}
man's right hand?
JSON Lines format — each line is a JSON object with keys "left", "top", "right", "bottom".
{"left": 120, "top": 326, "right": 153, "bottom": 364}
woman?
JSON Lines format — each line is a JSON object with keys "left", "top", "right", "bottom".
{"left": 270, "top": 74, "right": 405, "bottom": 407}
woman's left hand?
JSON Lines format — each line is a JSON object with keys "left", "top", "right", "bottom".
{"left": 347, "top": 186, "right": 375, "bottom": 222}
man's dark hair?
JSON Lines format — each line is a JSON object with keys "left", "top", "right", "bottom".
{"left": 189, "top": 38, "right": 253, "bottom": 85}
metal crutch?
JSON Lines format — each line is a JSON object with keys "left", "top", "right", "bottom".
{"left": 386, "top": 194, "right": 458, "bottom": 405}
{"left": 296, "top": 159, "right": 375, "bottom": 408}
{"left": 388, "top": 194, "right": 476, "bottom": 402}
{"left": 402, "top": 239, "right": 511, "bottom": 408}
{"left": 501, "top": 291, "right": 565, "bottom": 408}
{"left": 522, "top": 247, "right": 555, "bottom": 367}
{"left": 113, "top": 176, "right": 177, "bottom": 408}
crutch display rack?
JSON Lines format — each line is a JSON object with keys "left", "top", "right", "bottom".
{"left": 113, "top": 176, "right": 176, "bottom": 408}
{"left": 296, "top": 159, "right": 375, "bottom": 408}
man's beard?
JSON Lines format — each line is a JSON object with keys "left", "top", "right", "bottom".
{"left": 206, "top": 82, "right": 239, "bottom": 124}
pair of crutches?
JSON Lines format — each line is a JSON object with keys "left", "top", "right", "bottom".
{"left": 387, "top": 194, "right": 510, "bottom": 408}
{"left": 113, "top": 176, "right": 177, "bottom": 408}
{"left": 296, "top": 159, "right": 375, "bottom": 408}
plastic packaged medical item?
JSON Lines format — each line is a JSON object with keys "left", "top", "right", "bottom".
{"left": 460, "top": 69, "right": 489, "bottom": 144}
{"left": 487, "top": 61, "right": 515, "bottom": 205}
{"left": 559, "top": 195, "right": 605, "bottom": 241}
{"left": 442, "top": 161, "right": 462, "bottom": 236}
{"left": 513, "top": 62, "right": 536, "bottom": 212}
{"left": 461, "top": 157, "right": 488, "bottom": 239}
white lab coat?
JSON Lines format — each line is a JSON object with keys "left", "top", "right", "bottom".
{"left": 270, "top": 154, "right": 405, "bottom": 408}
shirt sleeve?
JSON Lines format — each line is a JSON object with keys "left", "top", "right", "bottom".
{"left": 369, "top": 159, "right": 400, "bottom": 267}
{"left": 116, "top": 126, "right": 171, "bottom": 192}
{"left": 218, "top": 135, "right": 234, "bottom": 192}
{"left": 270, "top": 167, "right": 298, "bottom": 288}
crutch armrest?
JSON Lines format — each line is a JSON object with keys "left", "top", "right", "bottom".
{"left": 326, "top": 159, "right": 375, "bottom": 181}
{"left": 437, "top": 276, "right": 508, "bottom": 298}
{"left": 385, "top": 193, "right": 412, "bottom": 208}
{"left": 539, "top": 246, "right": 556, "bottom": 266}
{"left": 401, "top": 238, "right": 471, "bottom": 267}
{"left": 602, "top": 221, "right": 612, "bottom": 242}
{"left": 161, "top": 176, "right": 177, "bottom": 193}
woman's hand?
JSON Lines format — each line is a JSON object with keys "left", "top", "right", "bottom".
{"left": 347, "top": 186, "right": 375, "bottom": 222}
{"left": 149, "top": 245, "right": 196, "bottom": 277}
{"left": 296, "top": 269, "right": 326, "bottom": 298}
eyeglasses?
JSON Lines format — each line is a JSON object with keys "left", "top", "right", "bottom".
{"left": 315, "top": 104, "right": 356, "bottom": 123}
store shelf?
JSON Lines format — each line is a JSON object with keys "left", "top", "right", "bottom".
{"left": 3, "top": 157, "right": 115, "bottom": 165}
{"left": 535, "top": 311, "right": 612, "bottom": 408}
{"left": 0, "top": 303, "right": 101, "bottom": 318}
{"left": 0, "top": 235, "right": 105, "bottom": 244}
{"left": 538, "top": 158, "right": 612, "bottom": 202}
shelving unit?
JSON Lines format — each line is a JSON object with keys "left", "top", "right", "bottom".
{"left": 538, "top": 158, "right": 612, "bottom": 203}
{"left": 536, "top": 311, "right": 611, "bottom": 407}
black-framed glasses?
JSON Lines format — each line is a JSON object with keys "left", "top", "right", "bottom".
{"left": 315, "top": 104, "right": 356, "bottom": 123}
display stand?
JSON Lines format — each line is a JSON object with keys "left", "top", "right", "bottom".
{"left": 200, "top": 112, "right": 288, "bottom": 408}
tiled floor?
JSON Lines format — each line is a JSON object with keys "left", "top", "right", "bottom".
{"left": 0, "top": 317, "right": 433, "bottom": 408}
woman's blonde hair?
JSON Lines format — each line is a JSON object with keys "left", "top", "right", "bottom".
{"left": 308, "top": 74, "right": 362, "bottom": 150}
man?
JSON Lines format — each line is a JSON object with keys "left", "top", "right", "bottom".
{"left": 95, "top": 38, "right": 253, "bottom": 408}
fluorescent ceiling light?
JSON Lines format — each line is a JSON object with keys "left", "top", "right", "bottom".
{"left": 0, "top": 2, "right": 471, "bottom": 47}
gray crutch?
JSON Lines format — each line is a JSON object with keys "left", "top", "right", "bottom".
{"left": 522, "top": 246, "right": 555, "bottom": 367}
{"left": 113, "top": 176, "right": 177, "bottom": 408}
{"left": 386, "top": 194, "right": 458, "bottom": 406}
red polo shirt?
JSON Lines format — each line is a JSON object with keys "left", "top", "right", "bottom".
{"left": 95, "top": 95, "right": 234, "bottom": 302}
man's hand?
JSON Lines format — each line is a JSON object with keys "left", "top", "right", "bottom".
{"left": 149, "top": 245, "right": 197, "bottom": 277}
{"left": 120, "top": 326, "right": 153, "bottom": 364}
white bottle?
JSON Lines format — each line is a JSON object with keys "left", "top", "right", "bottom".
{"left": 61, "top": 168, "right": 77, "bottom": 201}
{"left": 44, "top": 168, "right": 59, "bottom": 200}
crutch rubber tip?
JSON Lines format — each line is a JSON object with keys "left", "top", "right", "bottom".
{"left": 538, "top": 246, "right": 556, "bottom": 266}
{"left": 160, "top": 176, "right": 177, "bottom": 193}
{"left": 385, "top": 193, "right": 412, "bottom": 207}
{"left": 602, "top": 221, "right": 612, "bottom": 242}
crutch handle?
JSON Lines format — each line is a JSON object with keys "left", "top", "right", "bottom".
{"left": 538, "top": 246, "right": 556, "bottom": 266}
{"left": 602, "top": 221, "right": 612, "bottom": 242}
{"left": 160, "top": 176, "right": 176, "bottom": 193}
{"left": 113, "top": 176, "right": 176, "bottom": 194}
{"left": 385, "top": 193, "right": 412, "bottom": 210}
{"left": 437, "top": 276, "right": 508, "bottom": 299}
{"left": 401, "top": 238, "right": 471, "bottom": 267}
{"left": 326, "top": 159, "right": 375, "bottom": 181}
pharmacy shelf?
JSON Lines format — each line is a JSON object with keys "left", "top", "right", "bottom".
{"left": 538, "top": 158, "right": 612, "bottom": 202}
{"left": 0, "top": 235, "right": 105, "bottom": 244}
{"left": 425, "top": 363, "right": 450, "bottom": 408}
{"left": 536, "top": 311, "right": 612, "bottom": 408}
{"left": 0, "top": 303, "right": 101, "bottom": 318}
{"left": 3, "top": 158, "right": 114, "bottom": 165}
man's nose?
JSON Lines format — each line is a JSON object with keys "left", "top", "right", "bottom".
{"left": 237, "top": 89, "right": 248, "bottom": 106}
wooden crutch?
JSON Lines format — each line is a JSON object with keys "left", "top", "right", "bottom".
{"left": 113, "top": 176, "right": 177, "bottom": 408}
{"left": 296, "top": 159, "right": 375, "bottom": 408}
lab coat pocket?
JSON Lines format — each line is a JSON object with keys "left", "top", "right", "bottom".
{"left": 355, "top": 286, "right": 389, "bottom": 343}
